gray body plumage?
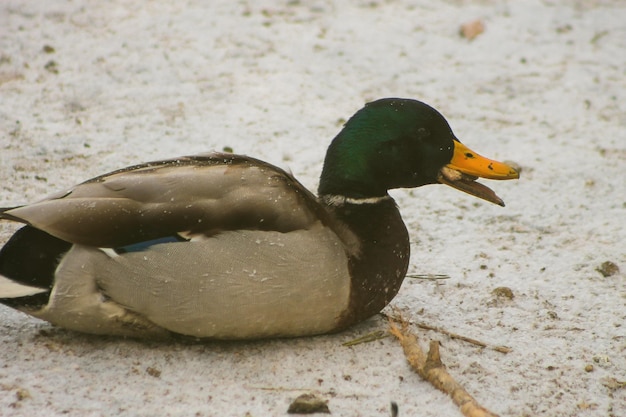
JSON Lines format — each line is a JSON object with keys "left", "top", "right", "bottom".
{"left": 0, "top": 153, "right": 359, "bottom": 339}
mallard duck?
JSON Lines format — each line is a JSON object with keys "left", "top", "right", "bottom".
{"left": 0, "top": 98, "right": 518, "bottom": 340}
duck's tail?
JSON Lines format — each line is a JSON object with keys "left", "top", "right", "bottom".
{"left": 0, "top": 226, "right": 70, "bottom": 309}
{"left": 0, "top": 206, "right": 26, "bottom": 223}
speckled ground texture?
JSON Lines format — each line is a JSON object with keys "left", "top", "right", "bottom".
{"left": 0, "top": 1, "right": 624, "bottom": 416}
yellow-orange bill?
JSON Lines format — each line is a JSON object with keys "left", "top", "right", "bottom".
{"left": 437, "top": 140, "right": 519, "bottom": 206}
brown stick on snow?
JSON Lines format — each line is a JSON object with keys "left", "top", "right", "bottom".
{"left": 389, "top": 319, "right": 500, "bottom": 417}
{"left": 415, "top": 322, "right": 511, "bottom": 354}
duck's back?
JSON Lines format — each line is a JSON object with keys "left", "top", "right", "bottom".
{"left": 3, "top": 153, "right": 326, "bottom": 247}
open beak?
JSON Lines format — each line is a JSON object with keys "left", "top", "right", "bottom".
{"left": 437, "top": 140, "right": 519, "bottom": 206}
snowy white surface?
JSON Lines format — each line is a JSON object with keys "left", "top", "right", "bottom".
{"left": 1, "top": 1, "right": 625, "bottom": 416}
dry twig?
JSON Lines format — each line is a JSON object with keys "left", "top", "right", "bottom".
{"left": 389, "top": 317, "right": 500, "bottom": 417}
{"left": 342, "top": 330, "right": 389, "bottom": 347}
{"left": 415, "top": 322, "right": 511, "bottom": 354}
{"left": 381, "top": 311, "right": 510, "bottom": 353}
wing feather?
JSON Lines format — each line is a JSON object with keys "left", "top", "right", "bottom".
{"left": 1, "top": 154, "right": 325, "bottom": 247}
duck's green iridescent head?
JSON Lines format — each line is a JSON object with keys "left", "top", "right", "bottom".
{"left": 318, "top": 98, "right": 519, "bottom": 205}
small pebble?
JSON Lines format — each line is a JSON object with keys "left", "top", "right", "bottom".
{"left": 287, "top": 393, "right": 330, "bottom": 414}
{"left": 44, "top": 60, "right": 59, "bottom": 74}
{"left": 460, "top": 19, "right": 485, "bottom": 40}
{"left": 491, "top": 286, "right": 514, "bottom": 300}
{"left": 596, "top": 261, "right": 619, "bottom": 277}
{"left": 146, "top": 367, "right": 161, "bottom": 378}
{"left": 16, "top": 388, "right": 31, "bottom": 401}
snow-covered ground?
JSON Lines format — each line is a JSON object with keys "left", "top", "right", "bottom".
{"left": 1, "top": 1, "right": 624, "bottom": 416}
